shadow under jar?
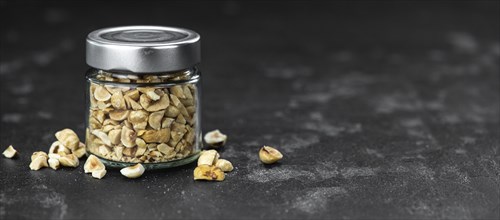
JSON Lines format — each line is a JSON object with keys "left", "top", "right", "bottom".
{"left": 85, "top": 26, "right": 202, "bottom": 169}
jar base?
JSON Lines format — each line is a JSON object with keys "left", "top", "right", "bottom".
{"left": 89, "top": 151, "right": 201, "bottom": 170}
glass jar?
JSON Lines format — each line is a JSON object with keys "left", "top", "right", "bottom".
{"left": 85, "top": 26, "right": 202, "bottom": 169}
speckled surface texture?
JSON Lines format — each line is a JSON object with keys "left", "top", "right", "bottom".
{"left": 1, "top": 1, "right": 499, "bottom": 219}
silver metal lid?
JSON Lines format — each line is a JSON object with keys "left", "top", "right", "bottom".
{"left": 86, "top": 26, "right": 200, "bottom": 73}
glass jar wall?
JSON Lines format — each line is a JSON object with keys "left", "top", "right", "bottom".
{"left": 85, "top": 68, "right": 202, "bottom": 168}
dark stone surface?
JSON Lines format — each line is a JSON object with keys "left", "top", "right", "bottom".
{"left": 1, "top": 1, "right": 499, "bottom": 219}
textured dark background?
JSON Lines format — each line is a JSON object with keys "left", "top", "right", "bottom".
{"left": 1, "top": 1, "right": 499, "bottom": 219}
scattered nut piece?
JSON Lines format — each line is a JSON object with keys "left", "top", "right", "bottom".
{"left": 48, "top": 153, "right": 61, "bottom": 160}
{"left": 48, "top": 158, "right": 60, "bottom": 170}
{"left": 215, "top": 159, "right": 234, "bottom": 172}
{"left": 55, "top": 128, "right": 80, "bottom": 150}
{"left": 2, "top": 145, "right": 17, "bottom": 158}
{"left": 259, "top": 146, "right": 283, "bottom": 164}
{"left": 92, "top": 169, "right": 107, "bottom": 179}
{"left": 120, "top": 163, "right": 145, "bottom": 178}
{"left": 84, "top": 155, "right": 105, "bottom": 173}
{"left": 31, "top": 151, "right": 48, "bottom": 161}
{"left": 204, "top": 130, "right": 227, "bottom": 148}
{"left": 30, "top": 155, "right": 49, "bottom": 170}
{"left": 197, "top": 150, "right": 219, "bottom": 166}
{"left": 193, "top": 165, "right": 225, "bottom": 181}
{"left": 58, "top": 154, "right": 80, "bottom": 167}
{"left": 73, "top": 142, "right": 87, "bottom": 158}
{"left": 48, "top": 141, "right": 71, "bottom": 155}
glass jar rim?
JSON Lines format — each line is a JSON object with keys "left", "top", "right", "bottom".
{"left": 86, "top": 68, "right": 200, "bottom": 87}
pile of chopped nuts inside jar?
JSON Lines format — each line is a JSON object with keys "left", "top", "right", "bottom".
{"left": 86, "top": 71, "right": 199, "bottom": 164}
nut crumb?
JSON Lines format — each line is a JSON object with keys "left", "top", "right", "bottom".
{"left": 203, "top": 129, "right": 227, "bottom": 148}
{"left": 120, "top": 163, "right": 145, "bottom": 178}
{"left": 92, "top": 169, "right": 107, "bottom": 179}
{"left": 29, "top": 152, "right": 49, "bottom": 171}
{"left": 194, "top": 165, "right": 225, "bottom": 181}
{"left": 48, "top": 158, "right": 60, "bottom": 170}
{"left": 215, "top": 159, "right": 234, "bottom": 172}
{"left": 55, "top": 128, "right": 80, "bottom": 151}
{"left": 58, "top": 154, "right": 80, "bottom": 167}
{"left": 84, "top": 155, "right": 105, "bottom": 173}
{"left": 2, "top": 145, "right": 17, "bottom": 158}
{"left": 197, "top": 149, "right": 219, "bottom": 166}
{"left": 259, "top": 146, "right": 283, "bottom": 164}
